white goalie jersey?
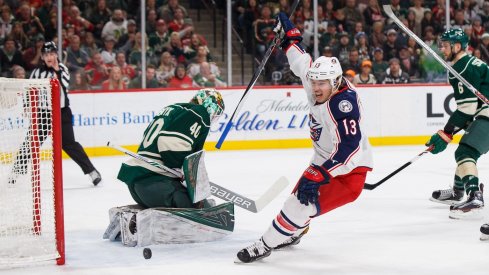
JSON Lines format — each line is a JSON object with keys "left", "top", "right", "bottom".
{"left": 286, "top": 44, "right": 373, "bottom": 177}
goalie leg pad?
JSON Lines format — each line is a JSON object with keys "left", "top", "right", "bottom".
{"left": 262, "top": 194, "right": 315, "bottom": 248}
{"left": 121, "top": 210, "right": 139, "bottom": 247}
{"left": 136, "top": 202, "right": 234, "bottom": 247}
{"left": 103, "top": 205, "right": 143, "bottom": 241}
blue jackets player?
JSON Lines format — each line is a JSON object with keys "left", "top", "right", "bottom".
{"left": 236, "top": 12, "right": 373, "bottom": 263}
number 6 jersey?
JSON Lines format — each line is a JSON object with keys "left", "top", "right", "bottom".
{"left": 287, "top": 44, "right": 373, "bottom": 177}
{"left": 118, "top": 103, "right": 210, "bottom": 183}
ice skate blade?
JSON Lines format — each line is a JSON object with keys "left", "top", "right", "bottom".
{"left": 449, "top": 209, "right": 484, "bottom": 220}
{"left": 480, "top": 234, "right": 489, "bottom": 241}
{"left": 429, "top": 197, "right": 463, "bottom": 206}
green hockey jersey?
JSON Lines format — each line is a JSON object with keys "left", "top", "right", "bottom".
{"left": 118, "top": 103, "right": 211, "bottom": 184}
{"left": 448, "top": 54, "right": 489, "bottom": 128}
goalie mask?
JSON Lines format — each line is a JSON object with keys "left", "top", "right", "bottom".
{"left": 191, "top": 88, "right": 225, "bottom": 122}
{"left": 306, "top": 56, "right": 343, "bottom": 102}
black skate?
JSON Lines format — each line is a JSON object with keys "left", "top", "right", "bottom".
{"left": 235, "top": 238, "right": 271, "bottom": 263}
{"left": 430, "top": 187, "right": 464, "bottom": 205}
{"left": 274, "top": 226, "right": 309, "bottom": 250}
{"left": 449, "top": 189, "right": 484, "bottom": 219}
{"left": 89, "top": 169, "right": 102, "bottom": 186}
{"left": 481, "top": 223, "right": 489, "bottom": 241}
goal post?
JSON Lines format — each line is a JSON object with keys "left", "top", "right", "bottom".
{"left": 0, "top": 77, "right": 64, "bottom": 267}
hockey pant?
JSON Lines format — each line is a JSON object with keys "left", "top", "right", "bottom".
{"left": 262, "top": 167, "right": 368, "bottom": 248}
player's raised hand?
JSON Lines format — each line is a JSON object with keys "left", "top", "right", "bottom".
{"left": 426, "top": 130, "right": 453, "bottom": 154}
{"left": 273, "top": 12, "right": 303, "bottom": 49}
{"left": 296, "top": 164, "right": 330, "bottom": 206}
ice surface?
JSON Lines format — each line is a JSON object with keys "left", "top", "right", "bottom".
{"left": 3, "top": 145, "right": 489, "bottom": 274}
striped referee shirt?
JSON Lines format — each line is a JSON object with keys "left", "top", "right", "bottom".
{"left": 29, "top": 62, "right": 70, "bottom": 108}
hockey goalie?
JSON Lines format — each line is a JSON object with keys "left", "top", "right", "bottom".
{"left": 103, "top": 89, "right": 234, "bottom": 247}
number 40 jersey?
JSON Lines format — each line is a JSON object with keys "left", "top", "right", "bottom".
{"left": 118, "top": 103, "right": 211, "bottom": 183}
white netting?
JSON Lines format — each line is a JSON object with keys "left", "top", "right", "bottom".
{"left": 0, "top": 78, "right": 60, "bottom": 267}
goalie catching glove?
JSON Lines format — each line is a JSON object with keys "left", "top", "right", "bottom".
{"left": 297, "top": 164, "right": 330, "bottom": 206}
{"left": 273, "top": 12, "right": 303, "bottom": 49}
{"left": 426, "top": 130, "right": 453, "bottom": 154}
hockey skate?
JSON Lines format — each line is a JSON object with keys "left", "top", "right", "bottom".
{"left": 274, "top": 226, "right": 309, "bottom": 250}
{"left": 430, "top": 187, "right": 464, "bottom": 205}
{"left": 480, "top": 223, "right": 489, "bottom": 241}
{"left": 89, "top": 169, "right": 102, "bottom": 186}
{"left": 449, "top": 189, "right": 484, "bottom": 220}
{"left": 235, "top": 238, "right": 271, "bottom": 263}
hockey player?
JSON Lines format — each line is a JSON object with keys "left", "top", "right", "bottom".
{"left": 235, "top": 13, "right": 373, "bottom": 263}
{"left": 427, "top": 28, "right": 488, "bottom": 219}
{"left": 9, "top": 41, "right": 102, "bottom": 185}
{"left": 117, "top": 88, "right": 225, "bottom": 209}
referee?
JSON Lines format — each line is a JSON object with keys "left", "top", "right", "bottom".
{"left": 10, "top": 41, "right": 101, "bottom": 185}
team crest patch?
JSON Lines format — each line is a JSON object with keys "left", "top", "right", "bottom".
{"left": 338, "top": 100, "right": 353, "bottom": 113}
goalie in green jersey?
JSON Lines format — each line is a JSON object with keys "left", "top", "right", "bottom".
{"left": 426, "top": 28, "right": 488, "bottom": 219}
{"left": 117, "top": 88, "right": 225, "bottom": 209}
{"left": 104, "top": 88, "right": 235, "bottom": 247}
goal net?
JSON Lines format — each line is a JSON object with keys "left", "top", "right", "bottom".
{"left": 0, "top": 78, "right": 64, "bottom": 267}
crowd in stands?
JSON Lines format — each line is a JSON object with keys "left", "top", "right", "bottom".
{"left": 0, "top": 0, "right": 226, "bottom": 90}
{"left": 4, "top": 0, "right": 489, "bottom": 88}
{"left": 233, "top": 0, "right": 489, "bottom": 84}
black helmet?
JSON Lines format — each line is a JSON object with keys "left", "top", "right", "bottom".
{"left": 41, "top": 41, "right": 58, "bottom": 54}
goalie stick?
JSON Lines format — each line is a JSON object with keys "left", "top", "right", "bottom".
{"left": 107, "top": 142, "right": 289, "bottom": 213}
{"left": 215, "top": 0, "right": 301, "bottom": 149}
{"left": 379, "top": 0, "right": 489, "bottom": 105}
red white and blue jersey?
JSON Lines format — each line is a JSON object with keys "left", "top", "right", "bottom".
{"left": 286, "top": 44, "right": 373, "bottom": 177}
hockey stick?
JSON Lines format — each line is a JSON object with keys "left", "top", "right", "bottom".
{"left": 379, "top": 0, "right": 489, "bottom": 105}
{"left": 107, "top": 142, "right": 289, "bottom": 213}
{"left": 364, "top": 128, "right": 462, "bottom": 190}
{"left": 215, "top": 0, "right": 301, "bottom": 149}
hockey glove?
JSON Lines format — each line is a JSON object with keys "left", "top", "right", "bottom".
{"left": 274, "top": 12, "right": 303, "bottom": 49}
{"left": 297, "top": 164, "right": 330, "bottom": 206}
{"left": 426, "top": 130, "right": 453, "bottom": 154}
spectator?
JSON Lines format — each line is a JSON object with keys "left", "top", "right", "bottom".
{"left": 128, "top": 32, "right": 157, "bottom": 70}
{"left": 36, "top": 0, "right": 55, "bottom": 27}
{"left": 167, "top": 31, "right": 187, "bottom": 64}
{"left": 421, "top": 10, "right": 441, "bottom": 37}
{"left": 101, "top": 35, "right": 117, "bottom": 65}
{"left": 84, "top": 52, "right": 110, "bottom": 89}
{"left": 66, "top": 5, "right": 94, "bottom": 36}
{"left": 18, "top": 3, "right": 45, "bottom": 41}
{"left": 355, "top": 32, "right": 370, "bottom": 62}
{"left": 371, "top": 47, "right": 388, "bottom": 80}
{"left": 81, "top": 32, "right": 100, "bottom": 59}
{"left": 332, "top": 32, "right": 351, "bottom": 65}
{"left": 471, "top": 15, "right": 485, "bottom": 44}
{"left": 478, "top": 33, "right": 489, "bottom": 63}
{"left": 473, "top": 47, "right": 482, "bottom": 59}
{"left": 101, "top": 9, "right": 127, "bottom": 43}
{"left": 168, "top": 7, "right": 193, "bottom": 37}
{"left": 333, "top": 8, "right": 347, "bottom": 33}
{"left": 65, "top": 34, "right": 90, "bottom": 75}
{"left": 379, "top": 58, "right": 410, "bottom": 84}
{"left": 386, "top": 0, "right": 408, "bottom": 27}
{"left": 408, "top": 0, "right": 426, "bottom": 34}
{"left": 383, "top": 28, "right": 400, "bottom": 61}
{"left": 115, "top": 51, "right": 136, "bottom": 86}
{"left": 341, "top": 0, "right": 364, "bottom": 33}
{"left": 344, "top": 69, "right": 355, "bottom": 83}
{"left": 253, "top": 5, "right": 276, "bottom": 59}
{"left": 0, "top": 37, "right": 26, "bottom": 77}
{"left": 22, "top": 33, "right": 44, "bottom": 72}
{"left": 480, "top": 2, "right": 489, "bottom": 30}
{"left": 102, "top": 66, "right": 126, "bottom": 90}
{"left": 363, "top": 0, "right": 384, "bottom": 34}
{"left": 452, "top": 9, "right": 471, "bottom": 30}
{"left": 184, "top": 33, "right": 209, "bottom": 61}
{"left": 10, "top": 21, "right": 30, "bottom": 52}
{"left": 116, "top": 18, "right": 137, "bottom": 51}
{"left": 419, "top": 35, "right": 445, "bottom": 83}
{"left": 168, "top": 63, "right": 193, "bottom": 88}
{"left": 44, "top": 10, "right": 57, "bottom": 41}
{"left": 159, "top": 0, "right": 188, "bottom": 23}
{"left": 192, "top": 62, "right": 226, "bottom": 88}
{"left": 129, "top": 64, "right": 161, "bottom": 89}
{"left": 148, "top": 19, "right": 170, "bottom": 57}
{"left": 0, "top": 5, "right": 13, "bottom": 44}
{"left": 369, "top": 21, "right": 385, "bottom": 49}
{"left": 187, "top": 47, "right": 220, "bottom": 78}
{"left": 71, "top": 69, "right": 91, "bottom": 90}
{"left": 156, "top": 51, "right": 176, "bottom": 86}
{"left": 353, "top": 59, "right": 377, "bottom": 84}
{"left": 12, "top": 65, "right": 26, "bottom": 79}
{"left": 145, "top": 9, "right": 158, "bottom": 36}
{"left": 236, "top": 0, "right": 259, "bottom": 53}
{"left": 343, "top": 47, "right": 361, "bottom": 74}
{"left": 432, "top": 0, "right": 453, "bottom": 25}
{"left": 88, "top": 0, "right": 112, "bottom": 40}
{"left": 398, "top": 45, "right": 420, "bottom": 80}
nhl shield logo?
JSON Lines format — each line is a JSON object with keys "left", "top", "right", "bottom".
{"left": 314, "top": 63, "right": 321, "bottom": 68}
{"left": 338, "top": 100, "right": 353, "bottom": 113}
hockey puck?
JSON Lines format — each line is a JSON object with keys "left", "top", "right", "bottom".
{"left": 143, "top": 248, "right": 152, "bottom": 259}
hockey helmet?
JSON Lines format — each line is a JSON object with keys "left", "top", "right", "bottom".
{"left": 307, "top": 56, "right": 343, "bottom": 92}
{"left": 191, "top": 88, "right": 225, "bottom": 122}
{"left": 440, "top": 28, "right": 469, "bottom": 49}
{"left": 41, "top": 41, "right": 58, "bottom": 54}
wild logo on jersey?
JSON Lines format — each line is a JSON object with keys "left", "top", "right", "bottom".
{"left": 309, "top": 114, "right": 322, "bottom": 141}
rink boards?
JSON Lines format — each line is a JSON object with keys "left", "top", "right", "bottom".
{"left": 67, "top": 84, "right": 459, "bottom": 156}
